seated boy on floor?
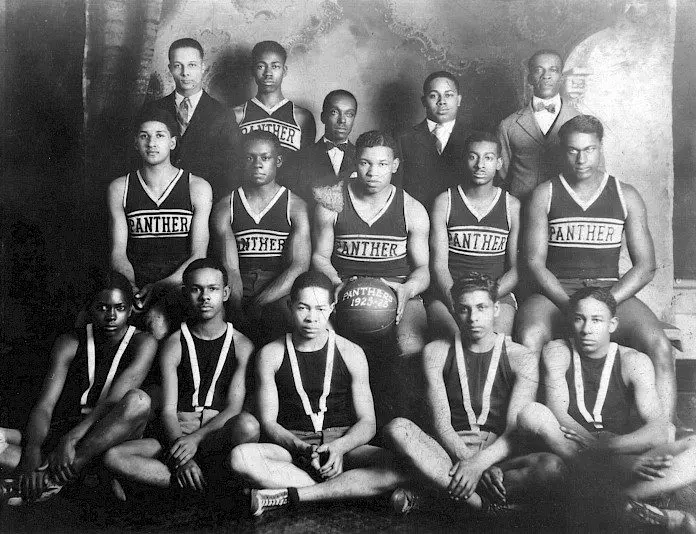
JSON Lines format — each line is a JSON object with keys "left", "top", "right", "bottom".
{"left": 103, "top": 258, "right": 258, "bottom": 497}
{"left": 0, "top": 271, "right": 157, "bottom": 504}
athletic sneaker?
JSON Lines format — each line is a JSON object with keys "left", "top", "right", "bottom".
{"left": 1, "top": 473, "right": 63, "bottom": 506}
{"left": 624, "top": 499, "right": 696, "bottom": 532}
{"left": 250, "top": 488, "right": 289, "bottom": 517}
{"left": 390, "top": 487, "right": 421, "bottom": 515}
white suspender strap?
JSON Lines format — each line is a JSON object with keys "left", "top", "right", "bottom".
{"left": 286, "top": 330, "right": 336, "bottom": 432}
{"left": 81, "top": 324, "right": 136, "bottom": 414}
{"left": 181, "top": 322, "right": 234, "bottom": 412}
{"left": 454, "top": 332, "right": 504, "bottom": 432}
{"left": 572, "top": 341, "right": 618, "bottom": 430}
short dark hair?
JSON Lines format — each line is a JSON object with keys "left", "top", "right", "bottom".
{"left": 527, "top": 49, "right": 564, "bottom": 72}
{"left": 133, "top": 108, "right": 179, "bottom": 138}
{"left": 251, "top": 41, "right": 287, "bottom": 63}
{"left": 355, "top": 130, "right": 398, "bottom": 158}
{"left": 241, "top": 130, "right": 282, "bottom": 154}
{"left": 321, "top": 90, "right": 358, "bottom": 115}
{"left": 168, "top": 38, "right": 204, "bottom": 63}
{"left": 290, "top": 271, "right": 334, "bottom": 302}
{"left": 559, "top": 114, "right": 604, "bottom": 144}
{"left": 183, "top": 258, "right": 228, "bottom": 287}
{"left": 451, "top": 272, "right": 498, "bottom": 303}
{"left": 422, "top": 71, "right": 460, "bottom": 94}
{"left": 89, "top": 270, "right": 134, "bottom": 310}
{"left": 464, "top": 131, "right": 501, "bottom": 155}
{"left": 568, "top": 286, "right": 617, "bottom": 317}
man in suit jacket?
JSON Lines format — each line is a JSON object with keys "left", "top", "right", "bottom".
{"left": 497, "top": 49, "right": 581, "bottom": 203}
{"left": 395, "top": 71, "right": 470, "bottom": 212}
{"left": 282, "top": 90, "right": 357, "bottom": 207}
{"left": 141, "top": 38, "right": 241, "bottom": 200}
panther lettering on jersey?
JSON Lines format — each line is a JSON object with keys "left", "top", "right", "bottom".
{"left": 448, "top": 226, "right": 508, "bottom": 257}
{"left": 235, "top": 229, "right": 288, "bottom": 258}
{"left": 548, "top": 217, "right": 623, "bottom": 249}
{"left": 334, "top": 235, "right": 407, "bottom": 263}
{"left": 127, "top": 209, "right": 192, "bottom": 238}
{"left": 240, "top": 120, "right": 301, "bottom": 152}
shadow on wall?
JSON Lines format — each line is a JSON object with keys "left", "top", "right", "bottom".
{"left": 208, "top": 47, "right": 256, "bottom": 107}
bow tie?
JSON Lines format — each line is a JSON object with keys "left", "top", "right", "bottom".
{"left": 325, "top": 140, "right": 347, "bottom": 152}
{"left": 533, "top": 101, "right": 557, "bottom": 114}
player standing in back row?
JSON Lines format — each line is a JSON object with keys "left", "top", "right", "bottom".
{"left": 234, "top": 41, "right": 316, "bottom": 177}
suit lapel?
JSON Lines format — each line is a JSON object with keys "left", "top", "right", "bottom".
{"left": 441, "top": 120, "right": 467, "bottom": 157}
{"left": 181, "top": 92, "right": 210, "bottom": 138}
{"left": 339, "top": 142, "right": 356, "bottom": 176}
{"left": 516, "top": 106, "right": 545, "bottom": 146}
{"left": 414, "top": 120, "right": 440, "bottom": 156}
{"left": 548, "top": 98, "right": 575, "bottom": 138}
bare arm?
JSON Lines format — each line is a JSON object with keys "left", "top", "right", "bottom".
{"left": 311, "top": 204, "right": 341, "bottom": 286}
{"left": 107, "top": 177, "right": 136, "bottom": 290}
{"left": 524, "top": 182, "right": 569, "bottom": 309}
{"left": 605, "top": 350, "right": 671, "bottom": 454}
{"left": 254, "top": 192, "right": 311, "bottom": 306}
{"left": 611, "top": 184, "right": 656, "bottom": 304}
{"left": 543, "top": 340, "right": 595, "bottom": 439}
{"left": 186, "top": 331, "right": 254, "bottom": 442}
{"left": 322, "top": 338, "right": 376, "bottom": 455}
{"left": 424, "top": 340, "right": 472, "bottom": 462}
{"left": 158, "top": 176, "right": 212, "bottom": 287}
{"left": 402, "top": 193, "right": 431, "bottom": 299}
{"left": 295, "top": 106, "right": 317, "bottom": 150}
{"left": 497, "top": 194, "right": 520, "bottom": 297}
{"left": 469, "top": 341, "right": 538, "bottom": 471}
{"left": 429, "top": 191, "right": 454, "bottom": 310}
{"left": 160, "top": 332, "right": 184, "bottom": 447}
{"left": 256, "top": 341, "right": 313, "bottom": 456}
{"left": 211, "top": 195, "right": 244, "bottom": 310}
{"left": 22, "top": 334, "right": 79, "bottom": 470}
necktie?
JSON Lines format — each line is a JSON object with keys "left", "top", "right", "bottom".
{"left": 432, "top": 123, "right": 445, "bottom": 155}
{"left": 325, "top": 140, "right": 346, "bottom": 152}
{"left": 177, "top": 97, "right": 191, "bottom": 135}
{"left": 533, "top": 101, "right": 556, "bottom": 114}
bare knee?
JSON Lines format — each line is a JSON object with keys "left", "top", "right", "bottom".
{"left": 232, "top": 412, "right": 260, "bottom": 443}
{"left": 383, "top": 417, "right": 418, "bottom": 445}
{"left": 648, "top": 336, "right": 674, "bottom": 370}
{"left": 103, "top": 443, "right": 127, "bottom": 471}
{"left": 517, "top": 328, "right": 547, "bottom": 354}
{"left": 120, "top": 389, "right": 151, "bottom": 422}
{"left": 531, "top": 453, "right": 566, "bottom": 484}
{"left": 228, "top": 444, "right": 255, "bottom": 476}
{"left": 517, "top": 402, "right": 553, "bottom": 436}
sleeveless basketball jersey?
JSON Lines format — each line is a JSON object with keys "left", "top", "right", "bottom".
{"left": 447, "top": 186, "right": 510, "bottom": 280}
{"left": 332, "top": 185, "right": 410, "bottom": 279}
{"left": 177, "top": 323, "right": 238, "bottom": 413}
{"left": 230, "top": 186, "right": 291, "bottom": 273}
{"left": 239, "top": 98, "right": 302, "bottom": 152}
{"left": 566, "top": 342, "right": 633, "bottom": 435}
{"left": 276, "top": 335, "right": 356, "bottom": 432}
{"left": 443, "top": 336, "right": 514, "bottom": 435}
{"left": 53, "top": 325, "right": 137, "bottom": 420}
{"left": 547, "top": 173, "right": 627, "bottom": 279}
{"left": 124, "top": 169, "right": 193, "bottom": 287}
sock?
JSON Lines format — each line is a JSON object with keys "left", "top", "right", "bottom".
{"left": 288, "top": 487, "right": 300, "bottom": 507}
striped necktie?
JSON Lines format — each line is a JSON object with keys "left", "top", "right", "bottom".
{"left": 177, "top": 97, "right": 191, "bottom": 135}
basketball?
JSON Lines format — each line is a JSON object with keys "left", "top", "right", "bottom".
{"left": 335, "top": 277, "right": 398, "bottom": 339}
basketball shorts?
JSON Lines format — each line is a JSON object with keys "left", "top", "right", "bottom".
{"left": 176, "top": 409, "right": 220, "bottom": 436}
{"left": 241, "top": 269, "right": 280, "bottom": 300}
{"left": 559, "top": 278, "right": 617, "bottom": 296}
{"left": 455, "top": 429, "right": 498, "bottom": 453}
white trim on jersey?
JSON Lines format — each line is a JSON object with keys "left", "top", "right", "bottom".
{"left": 347, "top": 183, "right": 396, "bottom": 227}
{"left": 180, "top": 322, "right": 235, "bottom": 413}
{"left": 547, "top": 180, "right": 553, "bottom": 215}
{"left": 81, "top": 324, "right": 136, "bottom": 415}
{"left": 446, "top": 188, "right": 452, "bottom": 224}
{"left": 457, "top": 185, "right": 502, "bottom": 222}
{"left": 136, "top": 169, "right": 185, "bottom": 207}
{"left": 505, "top": 192, "right": 511, "bottom": 228}
{"left": 122, "top": 173, "right": 130, "bottom": 209}
{"left": 238, "top": 186, "right": 287, "bottom": 225}
{"left": 250, "top": 97, "right": 290, "bottom": 115}
{"left": 572, "top": 340, "right": 618, "bottom": 430}
{"left": 559, "top": 172, "right": 610, "bottom": 212}
{"left": 453, "top": 332, "right": 505, "bottom": 433}
{"left": 286, "top": 191, "right": 292, "bottom": 226}
{"left": 615, "top": 177, "right": 628, "bottom": 219}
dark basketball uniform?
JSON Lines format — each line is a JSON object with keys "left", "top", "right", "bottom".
{"left": 547, "top": 173, "right": 627, "bottom": 282}
{"left": 49, "top": 325, "right": 137, "bottom": 451}
{"left": 565, "top": 341, "right": 633, "bottom": 435}
{"left": 332, "top": 185, "right": 410, "bottom": 281}
{"left": 276, "top": 332, "right": 356, "bottom": 433}
{"left": 230, "top": 186, "right": 291, "bottom": 276}
{"left": 177, "top": 322, "right": 238, "bottom": 414}
{"left": 124, "top": 169, "right": 193, "bottom": 287}
{"left": 447, "top": 185, "right": 510, "bottom": 281}
{"left": 238, "top": 98, "right": 303, "bottom": 154}
{"left": 444, "top": 333, "right": 514, "bottom": 436}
